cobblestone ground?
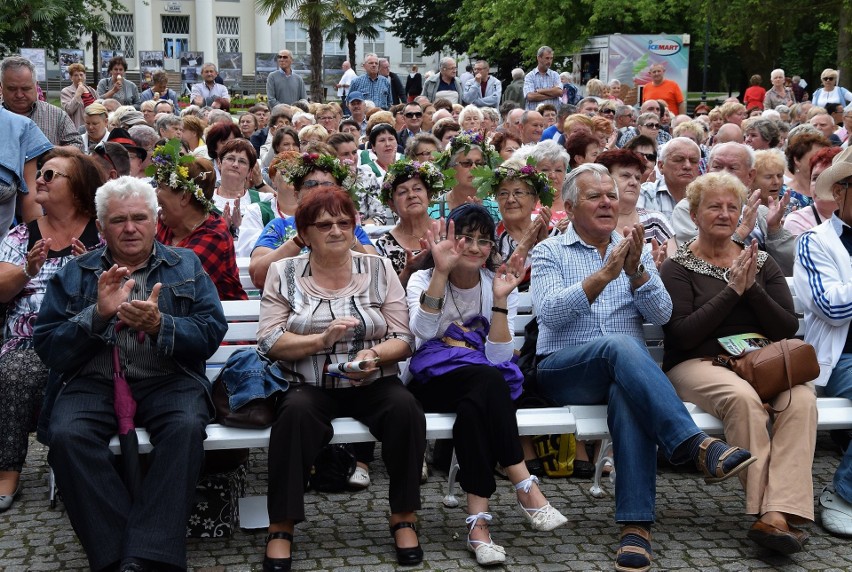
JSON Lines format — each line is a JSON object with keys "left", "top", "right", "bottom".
{"left": 2, "top": 434, "right": 851, "bottom": 571}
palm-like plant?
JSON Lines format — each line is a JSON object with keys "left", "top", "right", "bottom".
{"left": 256, "top": 0, "right": 353, "bottom": 102}
{"left": 324, "top": 0, "right": 384, "bottom": 67}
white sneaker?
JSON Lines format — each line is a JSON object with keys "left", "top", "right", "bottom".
{"left": 348, "top": 466, "right": 370, "bottom": 489}
{"left": 820, "top": 485, "right": 852, "bottom": 537}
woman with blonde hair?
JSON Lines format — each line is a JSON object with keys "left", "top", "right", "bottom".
{"left": 719, "top": 101, "right": 747, "bottom": 126}
{"left": 811, "top": 69, "right": 852, "bottom": 109}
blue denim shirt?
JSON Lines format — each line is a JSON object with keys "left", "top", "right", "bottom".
{"left": 34, "top": 242, "right": 227, "bottom": 442}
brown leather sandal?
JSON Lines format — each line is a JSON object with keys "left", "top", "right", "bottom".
{"left": 615, "top": 525, "right": 652, "bottom": 572}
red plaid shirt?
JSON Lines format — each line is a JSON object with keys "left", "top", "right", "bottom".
{"left": 156, "top": 213, "right": 248, "bottom": 301}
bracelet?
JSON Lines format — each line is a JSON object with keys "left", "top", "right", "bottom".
{"left": 365, "top": 347, "right": 380, "bottom": 361}
{"left": 491, "top": 306, "right": 508, "bottom": 314}
{"left": 419, "top": 291, "right": 444, "bottom": 310}
{"left": 22, "top": 265, "right": 37, "bottom": 280}
{"left": 292, "top": 235, "right": 306, "bottom": 249}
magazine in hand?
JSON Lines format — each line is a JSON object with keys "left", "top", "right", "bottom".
{"left": 717, "top": 333, "right": 772, "bottom": 356}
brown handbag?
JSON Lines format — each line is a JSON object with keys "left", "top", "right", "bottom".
{"left": 713, "top": 339, "right": 819, "bottom": 413}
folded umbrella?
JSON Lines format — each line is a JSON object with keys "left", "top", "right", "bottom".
{"left": 113, "top": 321, "right": 145, "bottom": 501}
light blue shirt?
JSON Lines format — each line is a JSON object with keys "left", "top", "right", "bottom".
{"left": 530, "top": 226, "right": 672, "bottom": 355}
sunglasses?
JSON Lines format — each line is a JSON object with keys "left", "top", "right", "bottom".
{"left": 37, "top": 169, "right": 70, "bottom": 183}
{"left": 310, "top": 219, "right": 354, "bottom": 232}
{"left": 456, "top": 160, "right": 487, "bottom": 168}
{"left": 404, "top": 112, "right": 423, "bottom": 118}
{"left": 601, "top": 109, "right": 616, "bottom": 116}
{"left": 640, "top": 152, "right": 658, "bottom": 162}
{"left": 822, "top": 77, "right": 836, "bottom": 82}
{"left": 643, "top": 123, "right": 661, "bottom": 129}
{"left": 695, "top": 112, "right": 709, "bottom": 116}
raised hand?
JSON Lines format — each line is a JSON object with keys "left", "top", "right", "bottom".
{"left": 765, "top": 192, "right": 791, "bottom": 234}
{"left": 70, "top": 237, "right": 87, "bottom": 257}
{"left": 536, "top": 207, "right": 553, "bottom": 241}
{"left": 117, "top": 283, "right": 163, "bottom": 335}
{"left": 651, "top": 238, "right": 668, "bottom": 270}
{"left": 96, "top": 265, "right": 134, "bottom": 319}
{"left": 493, "top": 254, "right": 526, "bottom": 301}
{"left": 24, "top": 238, "right": 52, "bottom": 279}
{"left": 621, "top": 223, "right": 645, "bottom": 276}
{"left": 425, "top": 218, "right": 465, "bottom": 275}
{"left": 727, "top": 242, "right": 757, "bottom": 295}
{"left": 599, "top": 239, "right": 630, "bottom": 283}
{"left": 320, "top": 316, "right": 360, "bottom": 348}
{"left": 736, "top": 190, "right": 760, "bottom": 240}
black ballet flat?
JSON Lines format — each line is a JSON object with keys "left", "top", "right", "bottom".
{"left": 263, "top": 531, "right": 293, "bottom": 572}
{"left": 390, "top": 521, "right": 424, "bottom": 565}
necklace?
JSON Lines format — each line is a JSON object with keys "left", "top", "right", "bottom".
{"left": 448, "top": 278, "right": 483, "bottom": 323}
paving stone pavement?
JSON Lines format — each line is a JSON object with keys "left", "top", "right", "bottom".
{"left": 2, "top": 433, "right": 852, "bottom": 571}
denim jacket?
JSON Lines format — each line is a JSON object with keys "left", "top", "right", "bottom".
{"left": 34, "top": 242, "right": 228, "bottom": 442}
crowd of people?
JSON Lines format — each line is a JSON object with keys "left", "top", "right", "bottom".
{"left": 1, "top": 46, "right": 852, "bottom": 572}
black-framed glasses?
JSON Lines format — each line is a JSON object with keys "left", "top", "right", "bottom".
{"left": 404, "top": 112, "right": 423, "bottom": 118}
{"left": 455, "top": 160, "right": 487, "bottom": 168}
{"left": 601, "top": 109, "right": 616, "bottom": 116}
{"left": 37, "top": 169, "right": 70, "bottom": 183}
{"left": 302, "top": 180, "right": 337, "bottom": 189}
{"left": 643, "top": 123, "right": 661, "bottom": 129}
{"left": 310, "top": 219, "right": 354, "bottom": 232}
{"left": 455, "top": 234, "right": 495, "bottom": 249}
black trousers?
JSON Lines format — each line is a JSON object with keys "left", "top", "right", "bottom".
{"left": 409, "top": 365, "right": 524, "bottom": 498}
{"left": 267, "top": 377, "right": 426, "bottom": 523}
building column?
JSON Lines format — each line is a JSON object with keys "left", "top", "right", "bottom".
{"left": 255, "top": 12, "right": 272, "bottom": 55}
{"left": 134, "top": 0, "right": 154, "bottom": 53}
{"left": 195, "top": 0, "right": 217, "bottom": 64}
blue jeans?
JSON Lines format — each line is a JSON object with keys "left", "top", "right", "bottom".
{"left": 537, "top": 334, "right": 701, "bottom": 523}
{"left": 825, "top": 353, "right": 852, "bottom": 503}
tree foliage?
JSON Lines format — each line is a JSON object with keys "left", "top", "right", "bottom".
{"left": 0, "top": 0, "right": 122, "bottom": 59}
{"left": 325, "top": 0, "right": 384, "bottom": 66}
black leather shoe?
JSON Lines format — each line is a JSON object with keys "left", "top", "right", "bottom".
{"left": 390, "top": 521, "right": 424, "bottom": 565}
{"left": 263, "top": 531, "right": 293, "bottom": 572}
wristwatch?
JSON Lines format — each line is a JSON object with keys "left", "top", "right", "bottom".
{"left": 419, "top": 291, "right": 445, "bottom": 310}
{"left": 626, "top": 263, "right": 646, "bottom": 281}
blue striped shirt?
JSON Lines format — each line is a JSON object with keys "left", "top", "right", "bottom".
{"left": 529, "top": 226, "right": 672, "bottom": 355}
{"left": 523, "top": 69, "right": 561, "bottom": 110}
{"left": 349, "top": 74, "right": 392, "bottom": 109}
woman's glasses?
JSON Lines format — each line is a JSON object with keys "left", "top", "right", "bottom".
{"left": 37, "top": 169, "right": 70, "bottom": 183}
{"left": 822, "top": 77, "right": 837, "bottom": 82}
{"left": 301, "top": 180, "right": 337, "bottom": 189}
{"left": 456, "top": 234, "right": 495, "bottom": 249}
{"left": 496, "top": 190, "right": 534, "bottom": 201}
{"left": 310, "top": 219, "right": 354, "bottom": 232}
{"left": 455, "top": 160, "right": 487, "bottom": 168}
{"left": 643, "top": 123, "right": 661, "bottom": 129}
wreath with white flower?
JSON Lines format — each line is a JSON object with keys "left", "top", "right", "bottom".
{"left": 145, "top": 138, "right": 215, "bottom": 212}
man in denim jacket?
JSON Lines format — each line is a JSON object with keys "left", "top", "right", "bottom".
{"left": 34, "top": 176, "right": 227, "bottom": 572}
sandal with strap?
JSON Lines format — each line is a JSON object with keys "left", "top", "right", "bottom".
{"left": 515, "top": 475, "right": 568, "bottom": 532}
{"left": 696, "top": 437, "right": 756, "bottom": 484}
{"left": 263, "top": 531, "right": 293, "bottom": 572}
{"left": 615, "top": 525, "right": 652, "bottom": 572}
{"left": 465, "top": 512, "right": 506, "bottom": 566}
{"left": 389, "top": 521, "right": 424, "bottom": 565}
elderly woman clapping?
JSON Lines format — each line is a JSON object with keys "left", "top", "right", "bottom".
{"left": 661, "top": 172, "right": 815, "bottom": 554}
{"left": 258, "top": 187, "right": 426, "bottom": 569}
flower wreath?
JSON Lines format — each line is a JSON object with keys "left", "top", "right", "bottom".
{"left": 273, "top": 152, "right": 361, "bottom": 202}
{"left": 380, "top": 158, "right": 445, "bottom": 205}
{"left": 145, "top": 138, "right": 215, "bottom": 212}
{"left": 473, "top": 158, "right": 554, "bottom": 207}
{"left": 435, "top": 130, "right": 497, "bottom": 170}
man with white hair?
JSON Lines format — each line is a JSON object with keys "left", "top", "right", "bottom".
{"left": 191, "top": 63, "right": 229, "bottom": 107}
{"left": 1, "top": 56, "right": 82, "bottom": 150}
{"left": 462, "top": 60, "right": 501, "bottom": 108}
{"left": 504, "top": 108, "right": 525, "bottom": 139}
{"left": 502, "top": 68, "right": 525, "bottom": 108}
{"left": 638, "top": 137, "right": 701, "bottom": 220}
{"left": 349, "top": 53, "right": 392, "bottom": 109}
{"left": 811, "top": 113, "right": 842, "bottom": 145}
{"left": 523, "top": 46, "right": 562, "bottom": 110}
{"left": 616, "top": 100, "right": 673, "bottom": 148}
{"left": 531, "top": 162, "right": 755, "bottom": 572}
{"left": 34, "top": 176, "right": 227, "bottom": 572}
{"left": 266, "top": 49, "right": 307, "bottom": 108}
{"left": 422, "top": 57, "right": 463, "bottom": 104}
{"left": 378, "top": 58, "right": 405, "bottom": 105}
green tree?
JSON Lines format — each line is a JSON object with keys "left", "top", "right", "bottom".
{"left": 325, "top": 0, "right": 384, "bottom": 67}
{"left": 256, "top": 0, "right": 353, "bottom": 102}
{"left": 0, "top": 0, "right": 122, "bottom": 60}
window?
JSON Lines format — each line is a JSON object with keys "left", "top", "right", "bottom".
{"left": 216, "top": 17, "right": 240, "bottom": 53}
{"left": 110, "top": 14, "right": 135, "bottom": 56}
{"left": 162, "top": 15, "right": 190, "bottom": 35}
{"left": 401, "top": 42, "right": 426, "bottom": 65}
{"left": 324, "top": 40, "right": 346, "bottom": 56}
{"left": 284, "top": 21, "right": 308, "bottom": 57}
{"left": 361, "top": 27, "right": 385, "bottom": 58}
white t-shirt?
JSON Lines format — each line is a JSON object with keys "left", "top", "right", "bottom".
{"left": 235, "top": 201, "right": 287, "bottom": 257}
{"left": 212, "top": 189, "right": 274, "bottom": 237}
{"left": 338, "top": 68, "right": 359, "bottom": 98}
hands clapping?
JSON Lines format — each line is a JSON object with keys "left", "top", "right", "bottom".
{"left": 727, "top": 241, "right": 758, "bottom": 295}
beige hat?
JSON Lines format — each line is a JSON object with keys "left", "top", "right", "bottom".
{"left": 815, "top": 146, "right": 852, "bottom": 199}
{"left": 85, "top": 102, "right": 108, "bottom": 116}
